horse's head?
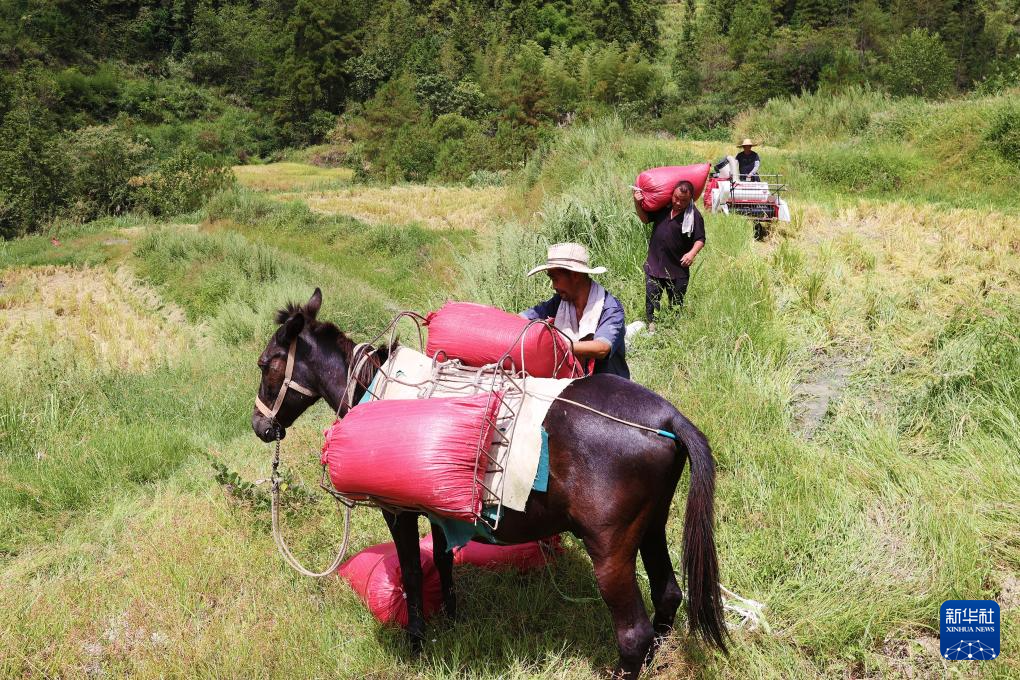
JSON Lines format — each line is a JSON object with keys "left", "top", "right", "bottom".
{"left": 252, "top": 288, "right": 336, "bottom": 442}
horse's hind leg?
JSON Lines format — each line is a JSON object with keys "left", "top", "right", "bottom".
{"left": 587, "top": 540, "right": 654, "bottom": 680}
{"left": 640, "top": 522, "right": 684, "bottom": 643}
{"left": 430, "top": 522, "right": 457, "bottom": 620}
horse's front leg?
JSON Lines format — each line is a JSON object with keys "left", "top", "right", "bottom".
{"left": 383, "top": 510, "right": 426, "bottom": 654}
{"left": 430, "top": 522, "right": 456, "bottom": 620}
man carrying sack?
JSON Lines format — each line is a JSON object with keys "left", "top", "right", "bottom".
{"left": 632, "top": 180, "right": 706, "bottom": 331}
{"left": 520, "top": 243, "right": 630, "bottom": 379}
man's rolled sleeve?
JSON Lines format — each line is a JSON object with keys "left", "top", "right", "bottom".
{"left": 594, "top": 299, "right": 625, "bottom": 358}
{"left": 520, "top": 295, "right": 560, "bottom": 320}
{"left": 693, "top": 212, "right": 706, "bottom": 243}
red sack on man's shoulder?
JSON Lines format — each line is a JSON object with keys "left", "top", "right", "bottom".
{"left": 321, "top": 392, "right": 503, "bottom": 521}
{"left": 635, "top": 163, "right": 711, "bottom": 212}
{"left": 338, "top": 540, "right": 442, "bottom": 627}
{"left": 425, "top": 301, "right": 580, "bottom": 378}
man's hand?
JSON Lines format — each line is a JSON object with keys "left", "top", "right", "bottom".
{"left": 633, "top": 188, "right": 650, "bottom": 223}
{"left": 680, "top": 250, "right": 697, "bottom": 267}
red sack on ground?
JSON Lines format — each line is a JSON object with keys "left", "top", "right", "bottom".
{"left": 338, "top": 541, "right": 442, "bottom": 627}
{"left": 420, "top": 533, "right": 563, "bottom": 571}
{"left": 321, "top": 393, "right": 503, "bottom": 521}
{"left": 635, "top": 163, "right": 711, "bottom": 212}
{"left": 454, "top": 534, "right": 563, "bottom": 572}
{"left": 425, "top": 301, "right": 580, "bottom": 378}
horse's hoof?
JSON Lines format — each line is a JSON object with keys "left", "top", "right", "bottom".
{"left": 648, "top": 632, "right": 670, "bottom": 658}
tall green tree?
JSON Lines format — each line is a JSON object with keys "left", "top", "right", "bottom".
{"left": 885, "top": 29, "right": 955, "bottom": 98}
{"left": 273, "top": 0, "right": 365, "bottom": 140}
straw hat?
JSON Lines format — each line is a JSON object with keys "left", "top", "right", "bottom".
{"left": 526, "top": 242, "right": 607, "bottom": 277}
{"left": 738, "top": 138, "right": 757, "bottom": 147}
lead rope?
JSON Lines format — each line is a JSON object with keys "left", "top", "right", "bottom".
{"left": 269, "top": 435, "right": 353, "bottom": 578}
{"left": 265, "top": 343, "right": 378, "bottom": 578}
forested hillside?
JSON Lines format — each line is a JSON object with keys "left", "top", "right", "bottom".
{"left": 3, "top": 0, "right": 1020, "bottom": 238}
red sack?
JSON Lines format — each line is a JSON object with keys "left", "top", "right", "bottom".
{"left": 453, "top": 534, "right": 562, "bottom": 572}
{"left": 635, "top": 163, "right": 711, "bottom": 212}
{"left": 425, "top": 301, "right": 581, "bottom": 378}
{"left": 338, "top": 541, "right": 442, "bottom": 627}
{"left": 321, "top": 393, "right": 503, "bottom": 521}
{"left": 419, "top": 533, "right": 562, "bottom": 572}
{"left": 703, "top": 177, "right": 718, "bottom": 210}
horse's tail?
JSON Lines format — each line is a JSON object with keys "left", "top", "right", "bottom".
{"left": 673, "top": 412, "right": 728, "bottom": 652}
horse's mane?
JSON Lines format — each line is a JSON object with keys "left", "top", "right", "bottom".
{"left": 273, "top": 301, "right": 356, "bottom": 360}
{"left": 273, "top": 303, "right": 303, "bottom": 325}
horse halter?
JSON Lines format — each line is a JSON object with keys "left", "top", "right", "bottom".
{"left": 256, "top": 338, "right": 316, "bottom": 422}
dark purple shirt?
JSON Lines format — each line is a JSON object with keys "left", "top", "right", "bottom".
{"left": 644, "top": 204, "right": 706, "bottom": 279}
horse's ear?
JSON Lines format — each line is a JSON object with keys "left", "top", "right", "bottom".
{"left": 280, "top": 313, "right": 305, "bottom": 345}
{"left": 305, "top": 288, "right": 322, "bottom": 320}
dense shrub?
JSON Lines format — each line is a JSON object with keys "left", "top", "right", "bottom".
{"left": 117, "top": 75, "right": 219, "bottom": 124}
{"left": 885, "top": 30, "right": 955, "bottom": 98}
{"left": 53, "top": 64, "right": 121, "bottom": 123}
{"left": 985, "top": 106, "right": 1020, "bottom": 164}
{"left": 431, "top": 114, "right": 491, "bottom": 181}
{"left": 65, "top": 125, "right": 151, "bottom": 222}
{"left": 735, "top": 87, "right": 894, "bottom": 146}
{"left": 132, "top": 106, "right": 279, "bottom": 162}
{"left": 134, "top": 147, "right": 235, "bottom": 216}
{"left": 0, "top": 108, "right": 69, "bottom": 238}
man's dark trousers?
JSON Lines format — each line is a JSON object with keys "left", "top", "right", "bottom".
{"left": 645, "top": 272, "right": 689, "bottom": 322}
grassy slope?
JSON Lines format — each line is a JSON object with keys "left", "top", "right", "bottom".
{"left": 2, "top": 94, "right": 1019, "bottom": 679}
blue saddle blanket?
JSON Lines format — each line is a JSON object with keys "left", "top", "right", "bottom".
{"left": 429, "top": 427, "right": 550, "bottom": 549}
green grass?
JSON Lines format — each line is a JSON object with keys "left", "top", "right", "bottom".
{"left": 3, "top": 101, "right": 1020, "bottom": 678}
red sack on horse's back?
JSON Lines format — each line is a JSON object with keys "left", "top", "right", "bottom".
{"left": 425, "top": 301, "right": 580, "bottom": 378}
{"left": 635, "top": 163, "right": 711, "bottom": 212}
{"left": 321, "top": 393, "right": 502, "bottom": 521}
{"left": 338, "top": 541, "right": 442, "bottom": 627}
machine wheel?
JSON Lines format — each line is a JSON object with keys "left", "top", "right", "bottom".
{"left": 753, "top": 221, "right": 767, "bottom": 241}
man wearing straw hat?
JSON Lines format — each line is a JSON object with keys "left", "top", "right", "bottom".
{"left": 736, "top": 138, "right": 761, "bottom": 181}
{"left": 521, "top": 243, "right": 630, "bottom": 379}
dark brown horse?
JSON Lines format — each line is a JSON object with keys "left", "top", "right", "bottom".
{"left": 251, "top": 289, "right": 726, "bottom": 678}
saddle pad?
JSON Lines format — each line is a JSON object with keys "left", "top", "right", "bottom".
{"left": 366, "top": 346, "right": 572, "bottom": 512}
{"left": 491, "top": 376, "right": 571, "bottom": 511}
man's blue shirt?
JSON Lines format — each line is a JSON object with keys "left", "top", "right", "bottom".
{"left": 521, "top": 291, "right": 630, "bottom": 379}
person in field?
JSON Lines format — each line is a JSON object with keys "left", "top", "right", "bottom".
{"left": 632, "top": 179, "right": 706, "bottom": 330}
{"left": 736, "top": 138, "right": 761, "bottom": 181}
{"left": 521, "top": 242, "right": 630, "bottom": 379}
